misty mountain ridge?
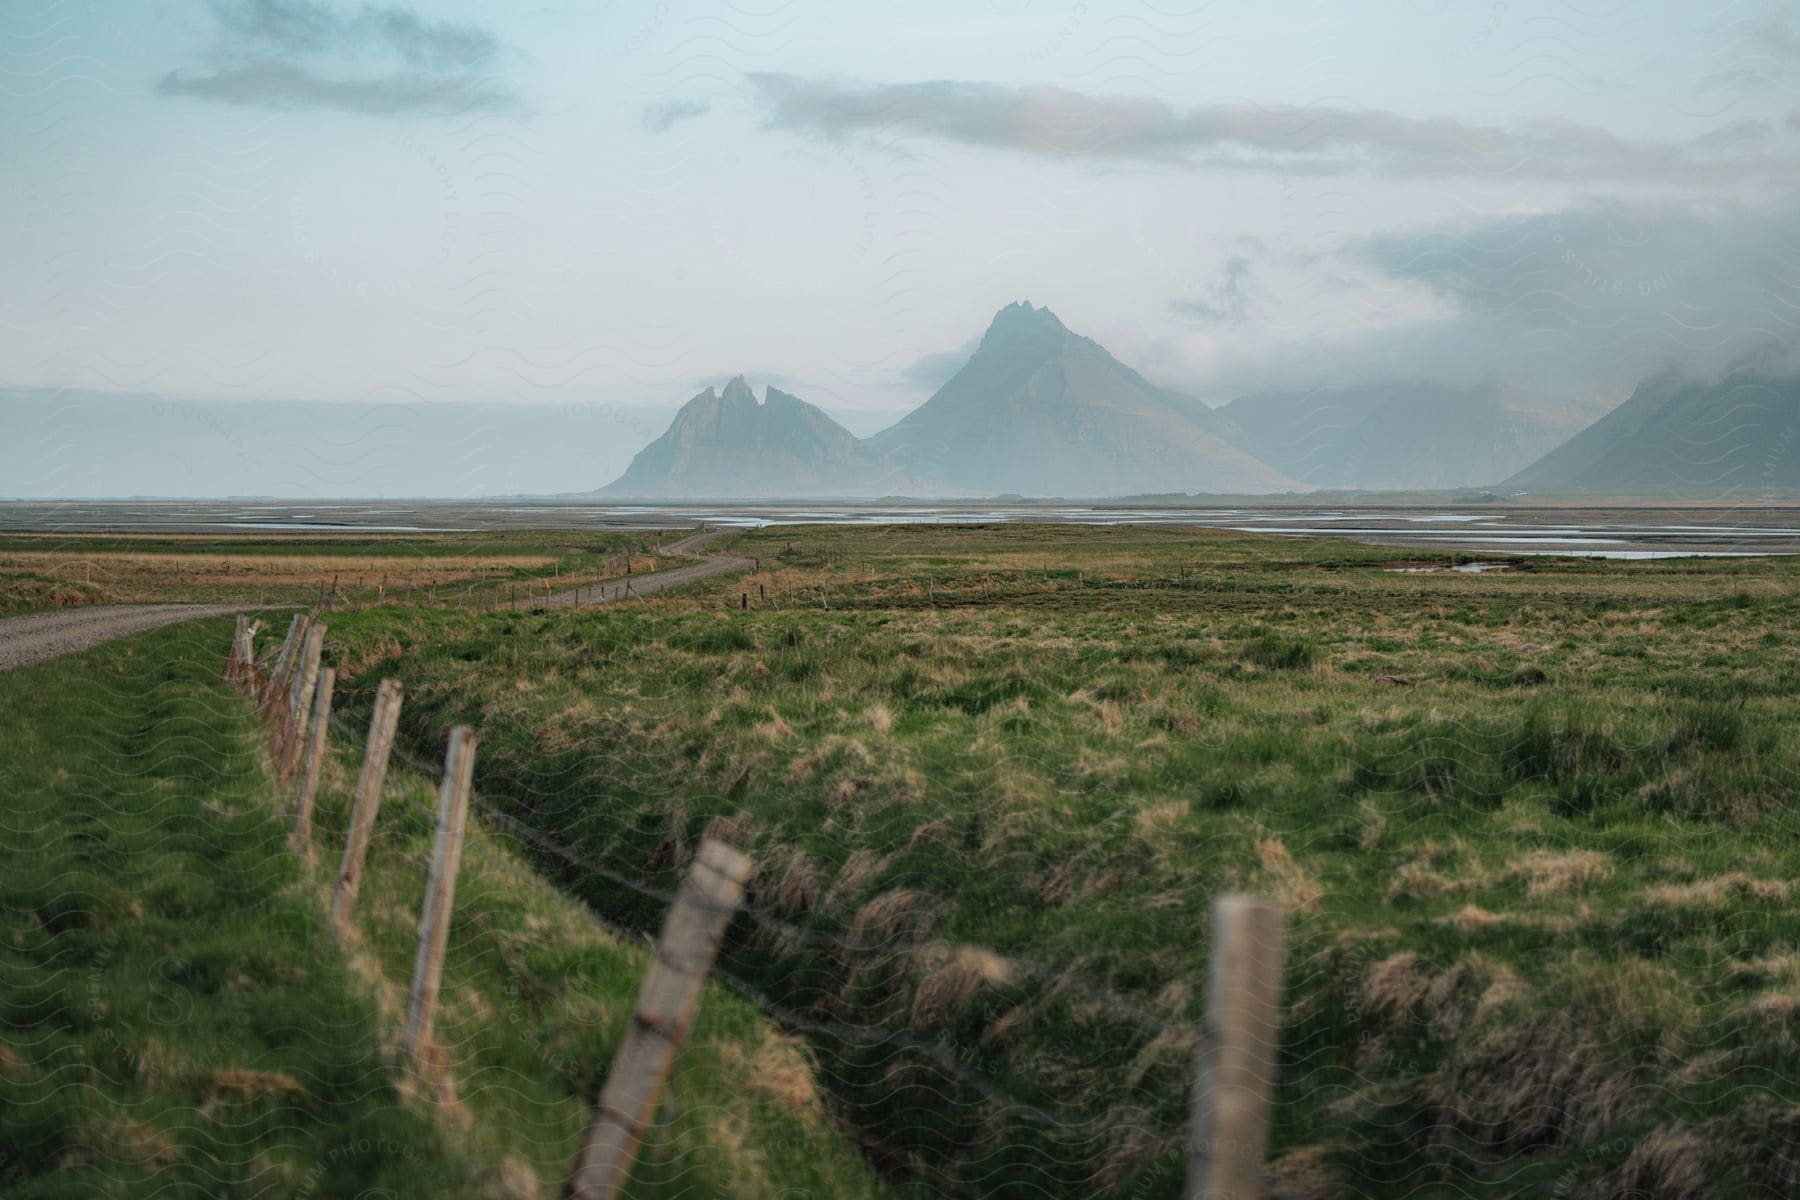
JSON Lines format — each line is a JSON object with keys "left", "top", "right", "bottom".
{"left": 594, "top": 304, "right": 1793, "bottom": 501}
{"left": 600, "top": 303, "right": 1301, "bottom": 499}
{"left": 1503, "top": 352, "right": 1800, "bottom": 496}
{"left": 598, "top": 376, "right": 902, "bottom": 498}
{"left": 868, "top": 302, "right": 1296, "bottom": 496}
{"left": 1218, "top": 382, "right": 1609, "bottom": 491}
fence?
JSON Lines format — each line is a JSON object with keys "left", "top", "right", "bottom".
{"left": 222, "top": 612, "right": 1288, "bottom": 1199}
{"left": 6, "top": 538, "right": 659, "bottom": 614}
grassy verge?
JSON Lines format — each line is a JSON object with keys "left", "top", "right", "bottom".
{"left": 317, "top": 523, "right": 1800, "bottom": 1199}
{"left": 0, "top": 532, "right": 669, "bottom": 612}
{"left": 0, "top": 618, "right": 913, "bottom": 1199}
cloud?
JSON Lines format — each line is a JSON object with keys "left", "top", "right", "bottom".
{"left": 1273, "top": 198, "right": 1800, "bottom": 395}
{"left": 157, "top": 62, "right": 516, "bottom": 115}
{"left": 1749, "top": 16, "right": 1800, "bottom": 59}
{"left": 746, "top": 73, "right": 1791, "bottom": 182}
{"left": 895, "top": 340, "right": 977, "bottom": 391}
{"left": 157, "top": 0, "right": 519, "bottom": 116}
{"left": 1171, "top": 254, "right": 1253, "bottom": 325}
{"left": 1701, "top": 16, "right": 1800, "bottom": 94}
{"left": 644, "top": 99, "right": 710, "bottom": 133}
{"left": 1138, "top": 195, "right": 1800, "bottom": 409}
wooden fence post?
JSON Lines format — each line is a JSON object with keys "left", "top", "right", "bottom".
{"left": 401, "top": 725, "right": 477, "bottom": 1078}
{"left": 279, "top": 622, "right": 325, "bottom": 775}
{"left": 224, "top": 615, "right": 247, "bottom": 682}
{"left": 262, "top": 614, "right": 304, "bottom": 708}
{"left": 328, "top": 679, "right": 404, "bottom": 936}
{"left": 239, "top": 621, "right": 258, "bottom": 689}
{"left": 1187, "top": 894, "right": 1286, "bottom": 1200}
{"left": 291, "top": 666, "right": 335, "bottom": 853}
{"left": 565, "top": 839, "right": 751, "bottom": 1200}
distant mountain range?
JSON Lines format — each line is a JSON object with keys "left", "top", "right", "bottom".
{"left": 594, "top": 302, "right": 1800, "bottom": 499}
{"left": 1502, "top": 360, "right": 1800, "bottom": 496}
{"left": 598, "top": 302, "right": 1292, "bottom": 498}
{"left": 1217, "top": 383, "right": 1605, "bottom": 492}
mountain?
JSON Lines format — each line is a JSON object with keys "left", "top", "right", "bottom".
{"left": 868, "top": 302, "right": 1298, "bottom": 496}
{"left": 598, "top": 376, "right": 897, "bottom": 498}
{"left": 1216, "top": 383, "right": 1606, "bottom": 491}
{"left": 1502, "top": 360, "right": 1800, "bottom": 496}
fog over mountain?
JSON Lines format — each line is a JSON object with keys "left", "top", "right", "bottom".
{"left": 597, "top": 304, "right": 1302, "bottom": 499}
{"left": 603, "top": 302, "right": 1693, "bottom": 499}
{"left": 1504, "top": 348, "right": 1800, "bottom": 497}
{"left": 1217, "top": 384, "right": 1609, "bottom": 492}
{"left": 869, "top": 303, "right": 1294, "bottom": 497}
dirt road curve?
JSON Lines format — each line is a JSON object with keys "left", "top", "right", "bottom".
{"left": 0, "top": 604, "right": 251, "bottom": 672}
{"left": 0, "top": 527, "right": 746, "bottom": 668}
{"left": 543, "top": 527, "right": 753, "bottom": 608}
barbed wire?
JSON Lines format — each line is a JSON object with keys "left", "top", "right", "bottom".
{"left": 365, "top": 713, "right": 1184, "bottom": 1029}
{"left": 322, "top": 708, "right": 1194, "bottom": 1149}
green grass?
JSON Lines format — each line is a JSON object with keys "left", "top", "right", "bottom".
{"left": 0, "top": 530, "right": 666, "bottom": 611}
{"left": 0, "top": 618, "right": 913, "bottom": 1199}
{"left": 310, "top": 522, "right": 1800, "bottom": 1199}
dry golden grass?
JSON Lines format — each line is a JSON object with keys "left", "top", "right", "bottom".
{"left": 1256, "top": 836, "right": 1322, "bottom": 912}
{"left": 1, "top": 550, "right": 557, "bottom": 590}
{"left": 910, "top": 944, "right": 1014, "bottom": 1028}
{"left": 1501, "top": 849, "right": 1613, "bottom": 897}
{"left": 1646, "top": 873, "right": 1791, "bottom": 906}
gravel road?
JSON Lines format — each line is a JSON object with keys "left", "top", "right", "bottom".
{"left": 0, "top": 604, "right": 250, "bottom": 671}
{"left": 0, "top": 527, "right": 745, "bottom": 668}
{"left": 542, "top": 527, "right": 753, "bottom": 607}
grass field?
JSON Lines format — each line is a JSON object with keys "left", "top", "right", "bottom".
{"left": 8, "top": 520, "right": 1798, "bottom": 1198}
{"left": 0, "top": 532, "right": 666, "bottom": 613}
{"left": 296, "top": 522, "right": 1800, "bottom": 1199}
{"left": 0, "top": 618, "right": 914, "bottom": 1199}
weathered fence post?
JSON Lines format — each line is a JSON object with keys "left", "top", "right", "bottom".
{"left": 291, "top": 666, "right": 335, "bottom": 853}
{"left": 279, "top": 621, "right": 325, "bottom": 775}
{"left": 238, "top": 620, "right": 258, "bottom": 688}
{"left": 1187, "top": 894, "right": 1286, "bottom": 1200}
{"left": 224, "top": 615, "right": 247, "bottom": 682}
{"left": 565, "top": 839, "right": 752, "bottom": 1200}
{"left": 328, "top": 679, "right": 404, "bottom": 936}
{"left": 401, "top": 725, "right": 477, "bottom": 1078}
{"left": 262, "top": 614, "right": 303, "bottom": 708}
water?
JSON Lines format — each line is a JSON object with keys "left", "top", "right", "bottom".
{"left": 3, "top": 501, "right": 1797, "bottom": 558}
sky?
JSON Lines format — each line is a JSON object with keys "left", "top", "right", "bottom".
{"left": 3, "top": 0, "right": 1798, "bottom": 496}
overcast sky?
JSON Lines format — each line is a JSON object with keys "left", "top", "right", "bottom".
{"left": 3, "top": 0, "right": 1798, "bottom": 496}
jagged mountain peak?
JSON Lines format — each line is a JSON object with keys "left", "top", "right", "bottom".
{"left": 870, "top": 303, "right": 1296, "bottom": 496}
{"left": 980, "top": 300, "right": 1071, "bottom": 347}
{"left": 599, "top": 378, "right": 895, "bottom": 498}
